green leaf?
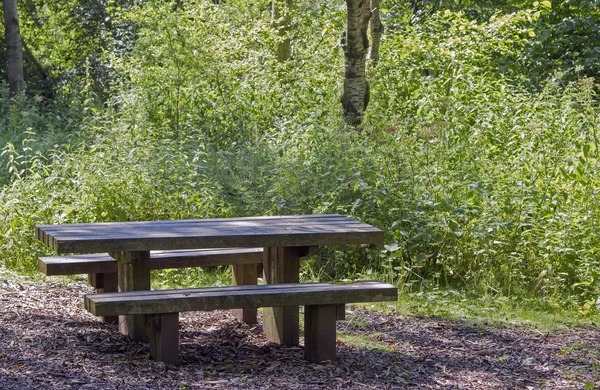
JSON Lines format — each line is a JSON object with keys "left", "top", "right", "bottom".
{"left": 384, "top": 242, "right": 400, "bottom": 252}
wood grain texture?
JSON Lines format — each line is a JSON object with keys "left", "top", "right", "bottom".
{"left": 88, "top": 272, "right": 118, "bottom": 324}
{"left": 149, "top": 313, "right": 179, "bottom": 365}
{"left": 304, "top": 304, "right": 337, "bottom": 363}
{"left": 262, "top": 247, "right": 301, "bottom": 346}
{"left": 84, "top": 281, "right": 398, "bottom": 317}
{"left": 231, "top": 263, "right": 258, "bottom": 324}
{"left": 116, "top": 251, "right": 150, "bottom": 341}
{"left": 35, "top": 214, "right": 384, "bottom": 254}
{"left": 38, "top": 248, "right": 263, "bottom": 276}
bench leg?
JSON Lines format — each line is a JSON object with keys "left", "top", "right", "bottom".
{"left": 304, "top": 304, "right": 337, "bottom": 363}
{"left": 335, "top": 304, "right": 346, "bottom": 321}
{"left": 113, "top": 251, "right": 151, "bottom": 342}
{"left": 150, "top": 313, "right": 179, "bottom": 365}
{"left": 262, "top": 247, "right": 302, "bottom": 346}
{"left": 88, "top": 272, "right": 119, "bottom": 324}
{"left": 231, "top": 264, "right": 258, "bottom": 324}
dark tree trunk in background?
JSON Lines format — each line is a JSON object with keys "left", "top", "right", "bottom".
{"left": 342, "top": 0, "right": 371, "bottom": 127}
{"left": 3, "top": 0, "right": 26, "bottom": 96}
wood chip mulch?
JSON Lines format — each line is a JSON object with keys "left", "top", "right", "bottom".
{"left": 0, "top": 277, "right": 598, "bottom": 389}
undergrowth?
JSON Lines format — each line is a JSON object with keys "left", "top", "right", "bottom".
{"left": 0, "top": 0, "right": 599, "bottom": 316}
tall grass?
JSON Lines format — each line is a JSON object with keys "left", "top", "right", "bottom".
{"left": 0, "top": 0, "right": 598, "bottom": 309}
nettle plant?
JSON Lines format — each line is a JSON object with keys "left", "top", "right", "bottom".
{"left": 362, "top": 8, "right": 600, "bottom": 304}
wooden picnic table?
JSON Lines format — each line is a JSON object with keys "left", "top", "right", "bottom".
{"left": 35, "top": 214, "right": 384, "bottom": 345}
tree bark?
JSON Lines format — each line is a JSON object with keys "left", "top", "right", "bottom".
{"left": 369, "top": 0, "right": 384, "bottom": 64}
{"left": 272, "top": 0, "right": 293, "bottom": 61}
{"left": 342, "top": 0, "right": 371, "bottom": 127}
{"left": 3, "top": 0, "right": 26, "bottom": 96}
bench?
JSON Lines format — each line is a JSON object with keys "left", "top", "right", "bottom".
{"left": 40, "top": 248, "right": 264, "bottom": 323}
{"left": 84, "top": 280, "right": 397, "bottom": 364}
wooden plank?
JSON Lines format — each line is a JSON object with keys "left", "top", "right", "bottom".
{"left": 35, "top": 215, "right": 364, "bottom": 241}
{"left": 40, "top": 254, "right": 116, "bottom": 276}
{"left": 37, "top": 214, "right": 353, "bottom": 233}
{"left": 38, "top": 248, "right": 263, "bottom": 276}
{"left": 231, "top": 263, "right": 258, "bottom": 324}
{"left": 36, "top": 217, "right": 378, "bottom": 240}
{"left": 85, "top": 280, "right": 394, "bottom": 299}
{"left": 114, "top": 251, "right": 150, "bottom": 341}
{"left": 262, "top": 247, "right": 302, "bottom": 346}
{"left": 35, "top": 214, "right": 384, "bottom": 254}
{"left": 85, "top": 281, "right": 398, "bottom": 317}
{"left": 304, "top": 304, "right": 337, "bottom": 363}
{"left": 149, "top": 313, "right": 179, "bottom": 365}
{"left": 150, "top": 248, "right": 262, "bottom": 269}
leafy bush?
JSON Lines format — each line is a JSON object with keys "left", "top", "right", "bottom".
{"left": 1, "top": 0, "right": 599, "bottom": 309}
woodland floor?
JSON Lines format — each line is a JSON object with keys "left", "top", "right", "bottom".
{"left": 0, "top": 275, "right": 599, "bottom": 389}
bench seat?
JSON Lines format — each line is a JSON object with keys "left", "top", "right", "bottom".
{"left": 38, "top": 248, "right": 263, "bottom": 276}
{"left": 40, "top": 248, "right": 264, "bottom": 325}
{"left": 84, "top": 281, "right": 398, "bottom": 364}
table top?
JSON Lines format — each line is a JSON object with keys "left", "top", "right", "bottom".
{"left": 36, "top": 214, "right": 384, "bottom": 254}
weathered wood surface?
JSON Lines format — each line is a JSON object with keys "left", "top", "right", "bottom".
{"left": 114, "top": 251, "right": 150, "bottom": 341}
{"left": 88, "top": 272, "right": 118, "bottom": 324}
{"left": 262, "top": 246, "right": 303, "bottom": 346}
{"left": 38, "top": 248, "right": 263, "bottom": 276}
{"left": 84, "top": 281, "right": 398, "bottom": 317}
{"left": 231, "top": 263, "right": 258, "bottom": 324}
{"left": 36, "top": 214, "right": 384, "bottom": 254}
{"left": 304, "top": 304, "right": 337, "bottom": 362}
{"left": 149, "top": 312, "right": 179, "bottom": 365}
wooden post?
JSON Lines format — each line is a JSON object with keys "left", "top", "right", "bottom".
{"left": 232, "top": 264, "right": 258, "bottom": 324}
{"left": 110, "top": 251, "right": 151, "bottom": 342}
{"left": 304, "top": 304, "right": 337, "bottom": 363}
{"left": 149, "top": 313, "right": 179, "bottom": 365}
{"left": 262, "top": 246, "right": 306, "bottom": 346}
{"left": 88, "top": 272, "right": 118, "bottom": 324}
{"left": 335, "top": 303, "right": 346, "bottom": 321}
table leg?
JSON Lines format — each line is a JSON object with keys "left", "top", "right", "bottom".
{"left": 111, "top": 251, "right": 151, "bottom": 342}
{"left": 262, "top": 246, "right": 306, "bottom": 346}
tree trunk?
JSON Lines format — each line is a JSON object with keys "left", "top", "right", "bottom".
{"left": 342, "top": 0, "right": 371, "bottom": 127}
{"left": 369, "top": 0, "right": 384, "bottom": 64}
{"left": 272, "top": 0, "right": 293, "bottom": 61}
{"left": 3, "top": 0, "right": 26, "bottom": 96}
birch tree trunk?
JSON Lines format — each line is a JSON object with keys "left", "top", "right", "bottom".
{"left": 369, "top": 0, "right": 384, "bottom": 64}
{"left": 272, "top": 0, "right": 293, "bottom": 61}
{"left": 3, "top": 0, "right": 26, "bottom": 96}
{"left": 342, "top": 0, "right": 371, "bottom": 127}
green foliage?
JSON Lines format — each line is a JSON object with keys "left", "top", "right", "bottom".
{"left": 1, "top": 0, "right": 599, "bottom": 312}
{"left": 363, "top": 8, "right": 600, "bottom": 305}
{"left": 115, "top": 0, "right": 344, "bottom": 145}
{"left": 17, "top": 0, "right": 137, "bottom": 100}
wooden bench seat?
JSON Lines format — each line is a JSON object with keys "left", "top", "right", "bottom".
{"left": 84, "top": 281, "right": 398, "bottom": 364}
{"left": 38, "top": 248, "right": 263, "bottom": 276}
{"left": 40, "top": 248, "right": 264, "bottom": 324}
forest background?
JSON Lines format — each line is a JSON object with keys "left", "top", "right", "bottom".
{"left": 1, "top": 0, "right": 599, "bottom": 320}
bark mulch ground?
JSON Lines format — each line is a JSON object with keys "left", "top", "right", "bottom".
{"left": 0, "top": 276, "right": 598, "bottom": 389}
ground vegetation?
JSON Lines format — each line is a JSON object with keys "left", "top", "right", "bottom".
{"left": 0, "top": 0, "right": 599, "bottom": 315}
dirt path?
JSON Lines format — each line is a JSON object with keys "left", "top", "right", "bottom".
{"left": 0, "top": 277, "right": 598, "bottom": 389}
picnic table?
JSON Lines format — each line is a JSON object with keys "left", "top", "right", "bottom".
{"left": 35, "top": 214, "right": 384, "bottom": 346}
